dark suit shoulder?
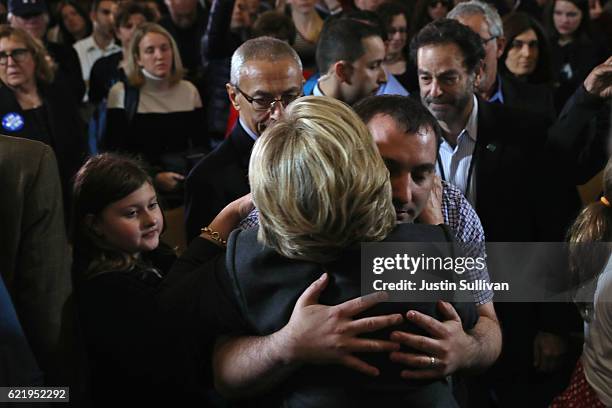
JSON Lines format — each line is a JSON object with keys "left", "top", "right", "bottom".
{"left": 186, "top": 124, "right": 252, "bottom": 185}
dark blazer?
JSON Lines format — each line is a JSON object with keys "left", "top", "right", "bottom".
{"left": 473, "top": 97, "right": 551, "bottom": 242}
{"left": 184, "top": 122, "right": 254, "bottom": 241}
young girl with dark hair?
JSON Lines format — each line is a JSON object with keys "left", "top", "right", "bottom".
{"left": 551, "top": 158, "right": 612, "bottom": 407}
{"left": 71, "top": 153, "right": 180, "bottom": 406}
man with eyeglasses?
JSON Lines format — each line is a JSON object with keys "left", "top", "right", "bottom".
{"left": 448, "top": 0, "right": 555, "bottom": 120}
{"left": 184, "top": 36, "right": 303, "bottom": 241}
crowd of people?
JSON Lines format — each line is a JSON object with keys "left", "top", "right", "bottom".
{"left": 0, "top": 0, "right": 611, "bottom": 406}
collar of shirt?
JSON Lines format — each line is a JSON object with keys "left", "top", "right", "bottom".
{"left": 239, "top": 117, "right": 258, "bottom": 142}
{"left": 313, "top": 81, "right": 325, "bottom": 96}
{"left": 487, "top": 75, "right": 504, "bottom": 104}
{"left": 376, "top": 69, "right": 409, "bottom": 96}
{"left": 440, "top": 94, "right": 479, "bottom": 153}
{"left": 80, "top": 35, "right": 120, "bottom": 54}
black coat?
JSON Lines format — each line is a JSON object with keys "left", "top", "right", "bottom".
{"left": 185, "top": 122, "right": 254, "bottom": 241}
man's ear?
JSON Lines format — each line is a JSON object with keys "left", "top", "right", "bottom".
{"left": 334, "top": 60, "right": 353, "bottom": 85}
{"left": 226, "top": 83, "right": 240, "bottom": 111}
{"left": 495, "top": 36, "right": 506, "bottom": 59}
{"left": 473, "top": 60, "right": 485, "bottom": 90}
{"left": 90, "top": 9, "right": 97, "bottom": 24}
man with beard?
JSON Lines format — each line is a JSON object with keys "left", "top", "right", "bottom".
{"left": 308, "top": 18, "right": 387, "bottom": 105}
{"left": 411, "top": 19, "right": 575, "bottom": 406}
{"left": 184, "top": 37, "right": 304, "bottom": 241}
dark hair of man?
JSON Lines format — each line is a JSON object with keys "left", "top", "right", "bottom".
{"left": 409, "top": 18, "right": 485, "bottom": 75}
{"left": 501, "top": 12, "right": 552, "bottom": 84}
{"left": 354, "top": 94, "right": 443, "bottom": 155}
{"left": 252, "top": 10, "right": 297, "bottom": 45}
{"left": 340, "top": 9, "right": 387, "bottom": 40}
{"left": 114, "top": 1, "right": 154, "bottom": 30}
{"left": 316, "top": 18, "right": 383, "bottom": 73}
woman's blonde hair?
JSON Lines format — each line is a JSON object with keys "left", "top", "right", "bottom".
{"left": 0, "top": 25, "right": 55, "bottom": 84}
{"left": 249, "top": 96, "right": 396, "bottom": 262}
{"left": 125, "top": 22, "right": 184, "bottom": 88}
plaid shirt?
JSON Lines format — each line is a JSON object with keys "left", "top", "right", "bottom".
{"left": 440, "top": 180, "right": 492, "bottom": 305}
{"left": 239, "top": 179, "right": 493, "bottom": 305}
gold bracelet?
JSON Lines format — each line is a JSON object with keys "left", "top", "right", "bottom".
{"left": 201, "top": 226, "right": 227, "bottom": 246}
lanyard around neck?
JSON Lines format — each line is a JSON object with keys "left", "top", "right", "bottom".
{"left": 437, "top": 138, "right": 479, "bottom": 199}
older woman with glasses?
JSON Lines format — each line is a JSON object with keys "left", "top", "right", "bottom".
{"left": 0, "top": 24, "right": 87, "bottom": 215}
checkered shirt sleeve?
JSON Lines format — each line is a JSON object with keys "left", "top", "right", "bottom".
{"left": 441, "top": 180, "right": 493, "bottom": 305}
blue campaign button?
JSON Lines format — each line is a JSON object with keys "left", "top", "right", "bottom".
{"left": 2, "top": 113, "right": 25, "bottom": 132}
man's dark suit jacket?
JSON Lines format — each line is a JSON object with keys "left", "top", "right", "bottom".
{"left": 185, "top": 122, "right": 254, "bottom": 241}
{"left": 473, "top": 97, "right": 551, "bottom": 242}
{"left": 470, "top": 99, "right": 581, "bottom": 395}
{"left": 161, "top": 223, "right": 478, "bottom": 408}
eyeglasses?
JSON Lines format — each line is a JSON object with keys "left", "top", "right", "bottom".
{"left": 481, "top": 36, "right": 498, "bottom": 45}
{"left": 0, "top": 48, "right": 31, "bottom": 65}
{"left": 234, "top": 85, "right": 301, "bottom": 111}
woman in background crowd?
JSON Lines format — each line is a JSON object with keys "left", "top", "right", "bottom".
{"left": 500, "top": 12, "right": 556, "bottom": 118}
{"left": 288, "top": 0, "right": 323, "bottom": 71}
{"left": 103, "top": 23, "right": 208, "bottom": 208}
{"left": 377, "top": 1, "right": 414, "bottom": 92}
{"left": 544, "top": 0, "right": 606, "bottom": 111}
{"left": 502, "top": 12, "right": 552, "bottom": 85}
{"left": 48, "top": 0, "right": 92, "bottom": 45}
